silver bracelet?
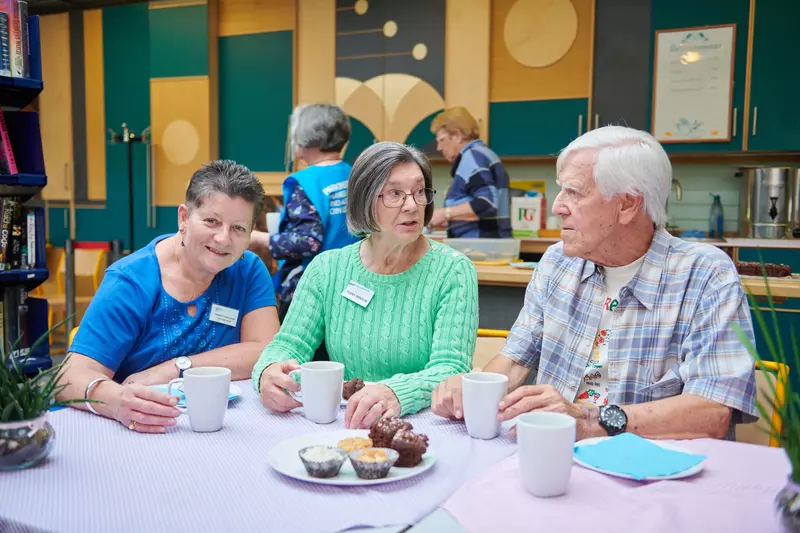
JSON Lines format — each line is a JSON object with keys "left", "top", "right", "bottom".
{"left": 84, "top": 377, "right": 110, "bottom": 415}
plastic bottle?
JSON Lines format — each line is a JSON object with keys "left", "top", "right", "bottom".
{"left": 709, "top": 193, "right": 724, "bottom": 239}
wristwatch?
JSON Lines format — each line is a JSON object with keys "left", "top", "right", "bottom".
{"left": 175, "top": 356, "right": 192, "bottom": 378}
{"left": 598, "top": 405, "right": 628, "bottom": 436}
{"left": 445, "top": 206, "right": 452, "bottom": 220}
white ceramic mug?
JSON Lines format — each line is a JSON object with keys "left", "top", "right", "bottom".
{"left": 462, "top": 372, "right": 509, "bottom": 439}
{"left": 288, "top": 361, "right": 344, "bottom": 424}
{"left": 167, "top": 367, "right": 231, "bottom": 433}
{"left": 517, "top": 412, "right": 576, "bottom": 497}
{"left": 266, "top": 212, "right": 281, "bottom": 234}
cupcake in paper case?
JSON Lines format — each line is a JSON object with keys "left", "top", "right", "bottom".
{"left": 298, "top": 445, "right": 348, "bottom": 478}
{"left": 349, "top": 448, "right": 399, "bottom": 480}
{"left": 369, "top": 416, "right": 413, "bottom": 448}
{"left": 391, "top": 429, "right": 429, "bottom": 467}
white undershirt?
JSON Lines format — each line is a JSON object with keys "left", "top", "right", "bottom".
{"left": 575, "top": 255, "right": 645, "bottom": 407}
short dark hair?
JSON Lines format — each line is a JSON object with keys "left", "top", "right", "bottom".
{"left": 346, "top": 142, "right": 434, "bottom": 237}
{"left": 185, "top": 160, "right": 266, "bottom": 226}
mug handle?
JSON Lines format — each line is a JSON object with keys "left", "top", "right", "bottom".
{"left": 287, "top": 369, "right": 302, "bottom": 403}
{"left": 166, "top": 378, "right": 187, "bottom": 412}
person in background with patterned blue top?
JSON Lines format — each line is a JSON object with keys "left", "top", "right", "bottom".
{"left": 427, "top": 107, "right": 512, "bottom": 238}
{"left": 250, "top": 104, "right": 358, "bottom": 325}
{"left": 59, "top": 160, "right": 280, "bottom": 434}
{"left": 433, "top": 126, "right": 757, "bottom": 442}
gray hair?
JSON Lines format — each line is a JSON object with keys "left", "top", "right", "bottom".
{"left": 347, "top": 142, "right": 434, "bottom": 237}
{"left": 291, "top": 104, "right": 351, "bottom": 153}
{"left": 185, "top": 160, "right": 266, "bottom": 226}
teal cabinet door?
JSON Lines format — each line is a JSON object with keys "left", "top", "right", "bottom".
{"left": 649, "top": 0, "right": 750, "bottom": 152}
{"left": 747, "top": 0, "right": 800, "bottom": 151}
{"left": 490, "top": 99, "right": 589, "bottom": 157}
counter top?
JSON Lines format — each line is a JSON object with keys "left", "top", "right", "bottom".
{"left": 475, "top": 264, "right": 800, "bottom": 299}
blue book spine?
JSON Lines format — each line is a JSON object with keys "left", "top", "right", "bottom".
{"left": 0, "top": 8, "right": 10, "bottom": 77}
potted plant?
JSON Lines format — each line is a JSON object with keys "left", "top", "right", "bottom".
{"left": 0, "top": 318, "right": 84, "bottom": 470}
{"left": 733, "top": 262, "right": 799, "bottom": 532}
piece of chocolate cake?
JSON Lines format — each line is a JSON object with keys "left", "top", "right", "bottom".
{"left": 391, "top": 429, "right": 429, "bottom": 467}
{"left": 735, "top": 261, "right": 792, "bottom": 278}
{"left": 369, "top": 417, "right": 413, "bottom": 448}
{"left": 342, "top": 378, "right": 365, "bottom": 400}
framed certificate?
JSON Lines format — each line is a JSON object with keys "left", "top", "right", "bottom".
{"left": 651, "top": 24, "right": 736, "bottom": 143}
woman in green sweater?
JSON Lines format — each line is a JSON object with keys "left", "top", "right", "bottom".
{"left": 253, "top": 141, "right": 478, "bottom": 429}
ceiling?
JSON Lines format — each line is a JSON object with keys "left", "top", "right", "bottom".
{"left": 29, "top": 0, "right": 148, "bottom": 16}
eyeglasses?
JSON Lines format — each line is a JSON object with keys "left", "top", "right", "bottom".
{"left": 378, "top": 188, "right": 436, "bottom": 208}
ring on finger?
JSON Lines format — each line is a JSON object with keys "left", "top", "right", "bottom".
{"left": 128, "top": 420, "right": 136, "bottom": 431}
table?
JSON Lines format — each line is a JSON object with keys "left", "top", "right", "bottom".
{"left": 0, "top": 381, "right": 516, "bottom": 533}
{"left": 441, "top": 438, "right": 792, "bottom": 533}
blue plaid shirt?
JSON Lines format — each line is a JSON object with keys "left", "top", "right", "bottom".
{"left": 502, "top": 229, "right": 758, "bottom": 428}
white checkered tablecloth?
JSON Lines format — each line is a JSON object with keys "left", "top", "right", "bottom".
{"left": 0, "top": 380, "right": 516, "bottom": 533}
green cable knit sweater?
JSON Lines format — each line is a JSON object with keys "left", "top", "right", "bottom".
{"left": 252, "top": 238, "right": 478, "bottom": 416}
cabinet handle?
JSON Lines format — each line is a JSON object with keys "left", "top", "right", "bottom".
{"left": 594, "top": 114, "right": 599, "bottom": 130}
{"left": 63, "top": 162, "right": 69, "bottom": 191}
{"left": 732, "top": 107, "right": 737, "bottom": 137}
{"left": 752, "top": 106, "right": 758, "bottom": 136}
{"left": 578, "top": 115, "right": 583, "bottom": 136}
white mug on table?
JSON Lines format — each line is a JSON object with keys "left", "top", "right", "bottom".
{"left": 167, "top": 367, "right": 232, "bottom": 433}
{"left": 266, "top": 212, "right": 280, "bottom": 235}
{"left": 288, "top": 361, "right": 344, "bottom": 424}
{"left": 462, "top": 372, "right": 509, "bottom": 440}
{"left": 517, "top": 412, "right": 576, "bottom": 497}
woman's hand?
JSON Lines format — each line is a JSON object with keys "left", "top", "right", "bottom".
{"left": 104, "top": 382, "right": 181, "bottom": 434}
{"left": 345, "top": 384, "right": 401, "bottom": 429}
{"left": 259, "top": 360, "right": 302, "bottom": 412}
{"left": 122, "top": 361, "right": 177, "bottom": 387}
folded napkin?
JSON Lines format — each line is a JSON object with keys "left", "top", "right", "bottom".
{"left": 574, "top": 433, "right": 706, "bottom": 481}
{"left": 149, "top": 384, "right": 238, "bottom": 407}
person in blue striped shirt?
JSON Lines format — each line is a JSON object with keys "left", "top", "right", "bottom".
{"left": 427, "top": 107, "right": 512, "bottom": 238}
{"left": 433, "top": 126, "right": 757, "bottom": 442}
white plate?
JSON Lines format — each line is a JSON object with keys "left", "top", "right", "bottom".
{"left": 573, "top": 436, "right": 705, "bottom": 481}
{"left": 150, "top": 383, "right": 242, "bottom": 407}
{"left": 268, "top": 429, "right": 436, "bottom": 486}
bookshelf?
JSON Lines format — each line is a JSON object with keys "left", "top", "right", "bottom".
{"left": 0, "top": 12, "right": 52, "bottom": 376}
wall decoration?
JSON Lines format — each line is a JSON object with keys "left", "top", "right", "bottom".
{"left": 334, "top": 0, "right": 445, "bottom": 157}
{"left": 652, "top": 24, "right": 736, "bottom": 143}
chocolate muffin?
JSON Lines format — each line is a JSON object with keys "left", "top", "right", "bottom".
{"left": 735, "top": 261, "right": 792, "bottom": 278}
{"left": 342, "top": 378, "right": 365, "bottom": 400}
{"left": 391, "top": 429, "right": 429, "bottom": 467}
{"left": 369, "top": 417, "right": 413, "bottom": 448}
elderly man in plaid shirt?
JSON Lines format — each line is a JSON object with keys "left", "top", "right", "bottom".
{"left": 433, "top": 126, "right": 758, "bottom": 441}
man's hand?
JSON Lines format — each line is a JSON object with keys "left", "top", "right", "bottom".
{"left": 428, "top": 208, "right": 449, "bottom": 230}
{"left": 498, "top": 384, "right": 598, "bottom": 440}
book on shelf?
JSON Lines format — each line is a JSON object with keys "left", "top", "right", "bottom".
{"left": 0, "top": 106, "right": 17, "bottom": 173}
{"left": 0, "top": 0, "right": 28, "bottom": 79}
{"left": 0, "top": 196, "right": 35, "bottom": 271}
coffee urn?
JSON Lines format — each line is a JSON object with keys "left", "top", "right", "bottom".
{"left": 739, "top": 166, "right": 795, "bottom": 239}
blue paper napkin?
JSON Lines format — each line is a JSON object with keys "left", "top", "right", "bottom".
{"left": 574, "top": 433, "right": 706, "bottom": 480}
{"left": 149, "top": 385, "right": 239, "bottom": 407}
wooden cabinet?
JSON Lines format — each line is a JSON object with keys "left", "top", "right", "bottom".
{"left": 490, "top": 98, "right": 588, "bottom": 157}
{"left": 591, "top": 0, "right": 651, "bottom": 132}
{"left": 746, "top": 0, "right": 800, "bottom": 151}
{"left": 648, "top": 0, "right": 751, "bottom": 152}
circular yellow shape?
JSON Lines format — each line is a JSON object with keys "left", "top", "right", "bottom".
{"left": 412, "top": 43, "right": 427, "bottom": 60}
{"left": 162, "top": 119, "right": 200, "bottom": 166}
{"left": 383, "top": 20, "right": 397, "bottom": 38}
{"left": 504, "top": 0, "right": 578, "bottom": 68}
{"left": 354, "top": 0, "right": 368, "bottom": 15}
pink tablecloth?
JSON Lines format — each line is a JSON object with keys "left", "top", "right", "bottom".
{"left": 442, "top": 438, "right": 791, "bottom": 533}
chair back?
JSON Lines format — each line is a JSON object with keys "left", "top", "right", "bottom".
{"left": 736, "top": 361, "right": 788, "bottom": 447}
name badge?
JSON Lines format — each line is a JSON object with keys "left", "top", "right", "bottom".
{"left": 342, "top": 280, "right": 374, "bottom": 308}
{"left": 209, "top": 304, "right": 240, "bottom": 327}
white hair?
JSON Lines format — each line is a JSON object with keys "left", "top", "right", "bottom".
{"left": 556, "top": 126, "right": 672, "bottom": 227}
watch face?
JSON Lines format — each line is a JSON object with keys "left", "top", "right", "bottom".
{"left": 601, "top": 406, "right": 627, "bottom": 430}
{"left": 176, "top": 357, "right": 192, "bottom": 370}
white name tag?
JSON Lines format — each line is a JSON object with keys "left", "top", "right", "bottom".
{"left": 341, "top": 280, "right": 374, "bottom": 308}
{"left": 209, "top": 304, "right": 240, "bottom": 327}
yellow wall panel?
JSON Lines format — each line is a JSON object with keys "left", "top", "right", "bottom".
{"left": 150, "top": 77, "right": 212, "bottom": 206}
{"left": 253, "top": 171, "right": 287, "bottom": 196}
{"left": 490, "top": 0, "right": 594, "bottom": 102}
{"left": 38, "top": 13, "right": 73, "bottom": 202}
{"left": 219, "top": 0, "right": 293, "bottom": 36}
{"left": 445, "top": 0, "right": 490, "bottom": 141}
{"left": 296, "top": 0, "right": 335, "bottom": 105}
{"left": 84, "top": 9, "right": 106, "bottom": 201}
{"left": 149, "top": 0, "right": 206, "bottom": 9}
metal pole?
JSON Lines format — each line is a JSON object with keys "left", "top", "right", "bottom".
{"left": 64, "top": 239, "right": 76, "bottom": 340}
{"left": 108, "top": 239, "right": 123, "bottom": 266}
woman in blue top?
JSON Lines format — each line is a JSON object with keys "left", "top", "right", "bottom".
{"left": 250, "top": 103, "right": 358, "bottom": 323}
{"left": 59, "top": 160, "right": 280, "bottom": 433}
